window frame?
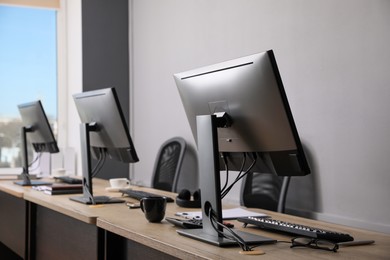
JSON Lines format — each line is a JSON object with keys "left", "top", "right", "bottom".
{"left": 0, "top": 1, "right": 66, "bottom": 175}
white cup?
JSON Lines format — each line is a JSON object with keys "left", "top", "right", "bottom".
{"left": 109, "top": 178, "right": 130, "bottom": 188}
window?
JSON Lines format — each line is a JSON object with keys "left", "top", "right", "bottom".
{"left": 0, "top": 5, "right": 57, "bottom": 171}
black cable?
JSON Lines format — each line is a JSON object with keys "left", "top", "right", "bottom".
{"left": 233, "top": 153, "right": 257, "bottom": 184}
{"left": 221, "top": 153, "right": 246, "bottom": 197}
{"left": 234, "top": 153, "right": 247, "bottom": 182}
{"left": 221, "top": 153, "right": 256, "bottom": 199}
{"left": 28, "top": 152, "right": 42, "bottom": 169}
{"left": 220, "top": 153, "right": 230, "bottom": 193}
{"left": 92, "top": 148, "right": 103, "bottom": 175}
{"left": 92, "top": 148, "right": 106, "bottom": 178}
{"left": 208, "top": 208, "right": 249, "bottom": 250}
{"left": 83, "top": 178, "right": 96, "bottom": 205}
{"left": 208, "top": 207, "right": 252, "bottom": 251}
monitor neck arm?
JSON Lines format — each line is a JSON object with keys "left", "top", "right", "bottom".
{"left": 20, "top": 126, "right": 33, "bottom": 185}
{"left": 214, "top": 112, "right": 232, "bottom": 128}
{"left": 196, "top": 114, "right": 224, "bottom": 236}
{"left": 80, "top": 122, "right": 98, "bottom": 202}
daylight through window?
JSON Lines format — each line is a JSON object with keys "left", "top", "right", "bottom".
{"left": 0, "top": 5, "right": 57, "bottom": 170}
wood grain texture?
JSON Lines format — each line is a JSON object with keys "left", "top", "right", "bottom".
{"left": 2, "top": 178, "right": 389, "bottom": 259}
{"left": 0, "top": 180, "right": 27, "bottom": 198}
{"left": 95, "top": 183, "right": 390, "bottom": 259}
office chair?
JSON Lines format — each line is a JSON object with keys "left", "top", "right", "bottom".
{"left": 151, "top": 137, "right": 186, "bottom": 192}
{"left": 240, "top": 172, "right": 291, "bottom": 213}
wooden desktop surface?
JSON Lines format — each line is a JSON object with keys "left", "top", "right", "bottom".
{"left": 1, "top": 178, "right": 389, "bottom": 259}
{"left": 0, "top": 179, "right": 27, "bottom": 198}
{"left": 22, "top": 178, "right": 108, "bottom": 224}
{"left": 95, "top": 186, "right": 390, "bottom": 259}
{"left": 2, "top": 177, "right": 117, "bottom": 224}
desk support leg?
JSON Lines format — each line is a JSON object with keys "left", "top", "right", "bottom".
{"left": 103, "top": 230, "right": 126, "bottom": 260}
{"left": 26, "top": 202, "right": 36, "bottom": 260}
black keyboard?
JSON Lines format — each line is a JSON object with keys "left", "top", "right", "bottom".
{"left": 120, "top": 189, "right": 174, "bottom": 203}
{"left": 237, "top": 216, "right": 354, "bottom": 243}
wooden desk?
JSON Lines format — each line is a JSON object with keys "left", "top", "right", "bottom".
{"left": 0, "top": 180, "right": 30, "bottom": 259}
{"left": 1, "top": 178, "right": 390, "bottom": 259}
{"left": 0, "top": 179, "right": 27, "bottom": 198}
{"left": 22, "top": 178, "right": 112, "bottom": 260}
{"left": 97, "top": 187, "right": 390, "bottom": 260}
{"left": 2, "top": 178, "right": 115, "bottom": 260}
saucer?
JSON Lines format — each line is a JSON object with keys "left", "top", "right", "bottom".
{"left": 105, "top": 186, "right": 131, "bottom": 192}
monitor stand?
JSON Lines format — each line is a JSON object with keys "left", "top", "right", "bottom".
{"left": 14, "top": 179, "right": 52, "bottom": 186}
{"left": 14, "top": 172, "right": 51, "bottom": 186}
{"left": 69, "top": 123, "right": 124, "bottom": 205}
{"left": 69, "top": 195, "right": 124, "bottom": 205}
{"left": 177, "top": 114, "right": 276, "bottom": 246}
{"left": 177, "top": 229, "right": 275, "bottom": 247}
{"left": 14, "top": 126, "right": 52, "bottom": 187}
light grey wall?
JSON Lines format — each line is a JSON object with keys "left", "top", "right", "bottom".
{"left": 130, "top": 0, "right": 390, "bottom": 233}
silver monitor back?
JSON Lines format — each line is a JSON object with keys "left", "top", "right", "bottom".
{"left": 175, "top": 50, "right": 309, "bottom": 176}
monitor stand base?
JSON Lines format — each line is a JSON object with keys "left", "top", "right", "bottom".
{"left": 177, "top": 228, "right": 276, "bottom": 247}
{"left": 14, "top": 180, "right": 52, "bottom": 186}
{"left": 69, "top": 195, "right": 124, "bottom": 205}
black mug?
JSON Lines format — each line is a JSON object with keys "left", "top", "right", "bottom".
{"left": 140, "top": 196, "right": 167, "bottom": 223}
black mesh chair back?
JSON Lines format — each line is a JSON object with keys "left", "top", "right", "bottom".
{"left": 240, "top": 172, "right": 291, "bottom": 213}
{"left": 151, "top": 137, "right": 186, "bottom": 192}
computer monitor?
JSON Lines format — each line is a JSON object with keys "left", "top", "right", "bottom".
{"left": 174, "top": 50, "right": 310, "bottom": 246}
{"left": 15, "top": 100, "right": 59, "bottom": 186}
{"left": 70, "top": 87, "right": 139, "bottom": 204}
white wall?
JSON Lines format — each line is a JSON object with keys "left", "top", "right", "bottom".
{"left": 130, "top": 0, "right": 390, "bottom": 233}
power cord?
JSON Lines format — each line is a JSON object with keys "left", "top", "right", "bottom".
{"left": 28, "top": 152, "right": 42, "bottom": 171}
{"left": 91, "top": 148, "right": 106, "bottom": 178}
{"left": 208, "top": 206, "right": 252, "bottom": 251}
{"left": 221, "top": 153, "right": 257, "bottom": 199}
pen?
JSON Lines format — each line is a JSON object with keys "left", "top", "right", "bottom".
{"left": 337, "top": 240, "right": 375, "bottom": 247}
